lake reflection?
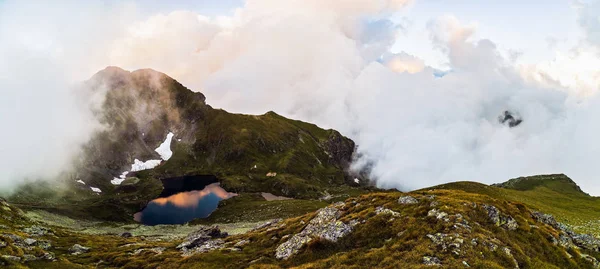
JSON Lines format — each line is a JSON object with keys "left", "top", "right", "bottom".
{"left": 134, "top": 183, "right": 237, "bottom": 225}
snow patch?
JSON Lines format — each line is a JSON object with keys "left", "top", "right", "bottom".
{"left": 354, "top": 178, "right": 360, "bottom": 184}
{"left": 155, "top": 132, "right": 174, "bottom": 160}
{"left": 76, "top": 180, "right": 85, "bottom": 185}
{"left": 111, "top": 178, "right": 126, "bottom": 185}
{"left": 131, "top": 159, "right": 161, "bottom": 172}
{"left": 111, "top": 171, "right": 129, "bottom": 185}
{"left": 90, "top": 187, "right": 102, "bottom": 193}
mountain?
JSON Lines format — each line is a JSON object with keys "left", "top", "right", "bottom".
{"left": 9, "top": 67, "right": 367, "bottom": 221}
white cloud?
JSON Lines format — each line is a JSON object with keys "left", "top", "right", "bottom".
{"left": 381, "top": 52, "right": 426, "bottom": 73}
{"left": 2, "top": 0, "right": 600, "bottom": 197}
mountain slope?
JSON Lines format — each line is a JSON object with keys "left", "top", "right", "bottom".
{"left": 8, "top": 67, "right": 364, "bottom": 221}
{"left": 425, "top": 174, "right": 600, "bottom": 236}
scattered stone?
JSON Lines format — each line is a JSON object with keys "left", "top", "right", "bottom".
{"left": 177, "top": 226, "right": 229, "bottom": 256}
{"left": 398, "top": 196, "right": 419, "bottom": 204}
{"left": 423, "top": 256, "right": 442, "bottom": 266}
{"left": 177, "top": 226, "right": 227, "bottom": 250}
{"left": 375, "top": 206, "right": 400, "bottom": 217}
{"left": 22, "top": 225, "right": 51, "bottom": 237}
{"left": 462, "top": 261, "right": 470, "bottom": 267}
{"left": 181, "top": 239, "right": 224, "bottom": 257}
{"left": 427, "top": 233, "right": 464, "bottom": 252}
{"left": 0, "top": 240, "right": 6, "bottom": 248}
{"left": 69, "top": 244, "right": 91, "bottom": 255}
{"left": 275, "top": 206, "right": 356, "bottom": 260}
{"left": 41, "top": 252, "right": 55, "bottom": 261}
{"left": 485, "top": 241, "right": 498, "bottom": 252}
{"left": 482, "top": 205, "right": 518, "bottom": 230}
{"left": 428, "top": 209, "right": 449, "bottom": 221}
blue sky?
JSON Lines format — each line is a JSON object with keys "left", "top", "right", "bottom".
{"left": 392, "top": 0, "right": 581, "bottom": 68}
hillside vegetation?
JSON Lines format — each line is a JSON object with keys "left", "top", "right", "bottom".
{"left": 427, "top": 174, "right": 600, "bottom": 236}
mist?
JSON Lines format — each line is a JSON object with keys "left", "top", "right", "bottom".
{"left": 2, "top": 0, "right": 600, "bottom": 195}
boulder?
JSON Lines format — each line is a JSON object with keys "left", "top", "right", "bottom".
{"left": 398, "top": 196, "right": 419, "bottom": 205}
{"left": 375, "top": 206, "right": 400, "bottom": 217}
{"left": 69, "top": 244, "right": 90, "bottom": 255}
{"left": 275, "top": 206, "right": 356, "bottom": 260}
{"left": 482, "top": 204, "right": 518, "bottom": 230}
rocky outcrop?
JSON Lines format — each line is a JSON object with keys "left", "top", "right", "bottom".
{"left": 532, "top": 211, "right": 600, "bottom": 253}
{"left": 482, "top": 204, "right": 518, "bottom": 230}
{"left": 398, "top": 196, "right": 419, "bottom": 204}
{"left": 375, "top": 206, "right": 400, "bottom": 217}
{"left": 176, "top": 226, "right": 228, "bottom": 257}
{"left": 275, "top": 205, "right": 356, "bottom": 260}
{"left": 321, "top": 130, "right": 355, "bottom": 169}
{"left": 69, "top": 244, "right": 90, "bottom": 255}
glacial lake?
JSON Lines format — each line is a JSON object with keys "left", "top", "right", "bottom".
{"left": 134, "top": 182, "right": 237, "bottom": 225}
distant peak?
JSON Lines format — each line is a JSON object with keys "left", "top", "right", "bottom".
{"left": 492, "top": 174, "right": 589, "bottom": 196}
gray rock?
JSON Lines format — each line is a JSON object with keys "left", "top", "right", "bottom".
{"left": 69, "top": 244, "right": 90, "bottom": 255}
{"left": 427, "top": 233, "right": 463, "bottom": 252}
{"left": 398, "top": 196, "right": 419, "bottom": 204}
{"left": 181, "top": 239, "right": 224, "bottom": 257}
{"left": 482, "top": 204, "right": 518, "bottom": 230}
{"left": 24, "top": 238, "right": 37, "bottom": 246}
{"left": 572, "top": 233, "right": 600, "bottom": 252}
{"left": 41, "top": 252, "right": 55, "bottom": 261}
{"left": 275, "top": 206, "right": 356, "bottom": 260}
{"left": 462, "top": 261, "right": 470, "bottom": 267}
{"left": 177, "top": 226, "right": 227, "bottom": 250}
{"left": 375, "top": 206, "right": 400, "bottom": 217}
{"left": 423, "top": 256, "right": 442, "bottom": 266}
{"left": 427, "top": 209, "right": 449, "bottom": 221}
{"left": 22, "top": 225, "right": 51, "bottom": 237}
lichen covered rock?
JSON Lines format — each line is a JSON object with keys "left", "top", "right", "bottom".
{"left": 275, "top": 206, "right": 356, "bottom": 259}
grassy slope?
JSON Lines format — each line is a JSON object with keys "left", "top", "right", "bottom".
{"left": 2, "top": 188, "right": 599, "bottom": 268}
{"left": 425, "top": 174, "right": 600, "bottom": 236}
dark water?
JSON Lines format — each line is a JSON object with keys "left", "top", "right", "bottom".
{"left": 134, "top": 183, "right": 236, "bottom": 225}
